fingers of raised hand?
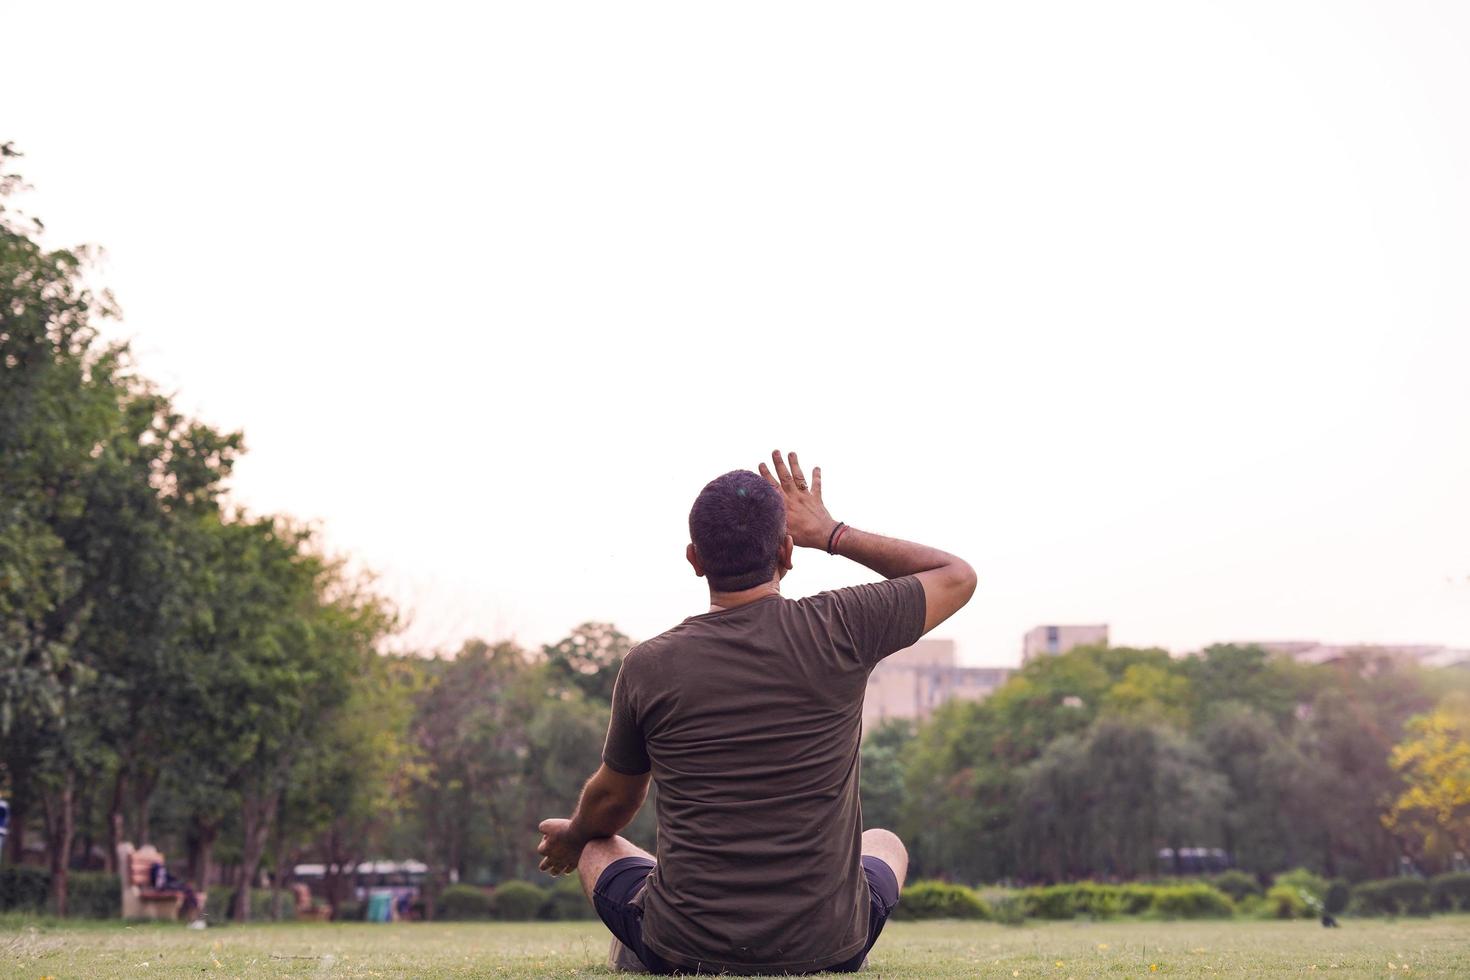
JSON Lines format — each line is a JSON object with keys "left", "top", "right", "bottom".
{"left": 758, "top": 461, "right": 780, "bottom": 489}
{"left": 811, "top": 466, "right": 822, "bottom": 499}
{"left": 770, "top": 450, "right": 795, "bottom": 491}
{"left": 787, "top": 452, "right": 810, "bottom": 492}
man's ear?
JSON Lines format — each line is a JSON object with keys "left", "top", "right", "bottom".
{"left": 686, "top": 542, "right": 706, "bottom": 578}
{"left": 778, "top": 533, "right": 795, "bottom": 577}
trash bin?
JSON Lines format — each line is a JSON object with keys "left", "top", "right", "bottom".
{"left": 367, "top": 889, "right": 394, "bottom": 923}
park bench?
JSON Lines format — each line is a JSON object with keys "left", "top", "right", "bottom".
{"left": 293, "top": 882, "right": 332, "bottom": 922}
{"left": 116, "top": 842, "right": 189, "bottom": 920}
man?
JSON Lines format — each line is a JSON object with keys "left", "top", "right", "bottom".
{"left": 536, "top": 450, "right": 976, "bottom": 974}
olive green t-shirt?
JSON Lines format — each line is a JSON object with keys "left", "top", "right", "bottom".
{"left": 602, "top": 576, "right": 927, "bottom": 974}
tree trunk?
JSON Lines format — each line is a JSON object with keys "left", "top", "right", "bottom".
{"left": 189, "top": 819, "right": 219, "bottom": 892}
{"left": 133, "top": 769, "right": 158, "bottom": 846}
{"left": 269, "top": 836, "right": 289, "bottom": 921}
{"left": 41, "top": 773, "right": 76, "bottom": 917}
{"left": 4, "top": 797, "right": 23, "bottom": 864}
{"left": 231, "top": 791, "right": 278, "bottom": 922}
{"left": 105, "top": 769, "right": 126, "bottom": 874}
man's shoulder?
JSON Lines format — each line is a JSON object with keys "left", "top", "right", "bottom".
{"left": 621, "top": 620, "right": 693, "bottom": 670}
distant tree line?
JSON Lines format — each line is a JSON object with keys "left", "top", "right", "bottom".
{"left": 860, "top": 643, "right": 1470, "bottom": 885}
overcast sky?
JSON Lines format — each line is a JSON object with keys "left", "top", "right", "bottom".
{"left": 6, "top": 1, "right": 1469, "bottom": 665}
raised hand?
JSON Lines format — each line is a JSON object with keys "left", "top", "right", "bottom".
{"left": 758, "top": 450, "right": 838, "bottom": 551}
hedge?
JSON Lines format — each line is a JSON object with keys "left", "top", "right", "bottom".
{"left": 1210, "top": 870, "right": 1261, "bottom": 902}
{"left": 1022, "top": 884, "right": 1079, "bottom": 920}
{"left": 492, "top": 881, "right": 548, "bottom": 921}
{"left": 1352, "top": 878, "right": 1431, "bottom": 917}
{"left": 1273, "top": 868, "right": 1327, "bottom": 905}
{"left": 1148, "top": 883, "right": 1235, "bottom": 919}
{"left": 1430, "top": 872, "right": 1470, "bottom": 912}
{"left": 204, "top": 886, "right": 297, "bottom": 922}
{"left": 437, "top": 884, "right": 493, "bottom": 920}
{"left": 68, "top": 872, "right": 120, "bottom": 919}
{"left": 0, "top": 867, "right": 51, "bottom": 914}
{"left": 541, "top": 876, "right": 594, "bottom": 920}
{"left": 1264, "top": 883, "right": 1309, "bottom": 919}
{"left": 891, "top": 881, "right": 989, "bottom": 920}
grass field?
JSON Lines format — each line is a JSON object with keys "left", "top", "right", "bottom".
{"left": 3, "top": 916, "right": 1468, "bottom": 978}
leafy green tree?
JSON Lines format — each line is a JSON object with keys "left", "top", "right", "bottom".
{"left": 1, "top": 143, "right": 241, "bottom": 911}
{"left": 860, "top": 720, "right": 912, "bottom": 832}
{"left": 542, "top": 622, "right": 632, "bottom": 703}
{"left": 1198, "top": 703, "right": 1314, "bottom": 873}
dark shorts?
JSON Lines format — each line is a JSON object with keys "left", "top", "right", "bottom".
{"left": 592, "top": 855, "right": 900, "bottom": 975}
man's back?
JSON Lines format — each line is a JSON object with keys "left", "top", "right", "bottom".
{"left": 602, "top": 577, "right": 926, "bottom": 973}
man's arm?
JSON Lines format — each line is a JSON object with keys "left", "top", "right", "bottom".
{"left": 537, "top": 764, "right": 650, "bottom": 876}
{"left": 759, "top": 450, "right": 977, "bottom": 633}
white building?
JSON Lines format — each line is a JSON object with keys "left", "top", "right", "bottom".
{"left": 1021, "top": 624, "right": 1109, "bottom": 664}
{"left": 863, "top": 639, "right": 1011, "bottom": 730}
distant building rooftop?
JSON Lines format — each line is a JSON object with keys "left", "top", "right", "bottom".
{"left": 863, "top": 639, "right": 1012, "bottom": 729}
{"left": 1022, "top": 624, "right": 1109, "bottom": 664}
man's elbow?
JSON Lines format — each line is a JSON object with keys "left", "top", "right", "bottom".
{"left": 952, "top": 559, "right": 978, "bottom": 606}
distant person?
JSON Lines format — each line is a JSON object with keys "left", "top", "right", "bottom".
{"left": 536, "top": 451, "right": 976, "bottom": 974}
{"left": 148, "top": 861, "right": 202, "bottom": 922}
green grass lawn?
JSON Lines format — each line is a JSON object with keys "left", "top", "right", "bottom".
{"left": 2, "top": 916, "right": 1467, "bottom": 978}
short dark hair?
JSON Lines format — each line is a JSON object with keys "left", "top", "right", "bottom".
{"left": 688, "top": 470, "right": 787, "bottom": 592}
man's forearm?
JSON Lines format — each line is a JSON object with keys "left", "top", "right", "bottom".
{"left": 568, "top": 766, "right": 648, "bottom": 842}
{"left": 833, "top": 526, "right": 964, "bottom": 581}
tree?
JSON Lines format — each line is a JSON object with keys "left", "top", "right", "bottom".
{"left": 1384, "top": 692, "right": 1470, "bottom": 867}
{"left": 1, "top": 143, "right": 243, "bottom": 911}
{"left": 860, "top": 720, "right": 912, "bottom": 833}
{"left": 1014, "top": 718, "right": 1227, "bottom": 881}
{"left": 542, "top": 622, "right": 633, "bottom": 703}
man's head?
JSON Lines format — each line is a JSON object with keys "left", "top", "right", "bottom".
{"left": 687, "top": 470, "right": 793, "bottom": 592}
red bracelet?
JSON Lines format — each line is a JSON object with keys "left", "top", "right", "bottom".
{"left": 828, "top": 523, "right": 850, "bottom": 554}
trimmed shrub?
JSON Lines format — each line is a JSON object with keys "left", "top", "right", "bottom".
{"left": 67, "top": 872, "right": 119, "bottom": 919}
{"left": 1070, "top": 882, "right": 1121, "bottom": 920}
{"left": 541, "top": 876, "right": 593, "bottom": 920}
{"left": 1117, "top": 884, "right": 1157, "bottom": 916}
{"left": 1429, "top": 872, "right": 1470, "bottom": 912}
{"left": 1264, "top": 883, "right": 1308, "bottom": 919}
{"left": 988, "top": 894, "right": 1027, "bottom": 926}
{"left": 438, "top": 884, "right": 493, "bottom": 921}
{"left": 1148, "top": 883, "right": 1234, "bottom": 919}
{"left": 1274, "top": 868, "right": 1327, "bottom": 905}
{"left": 492, "top": 881, "right": 548, "bottom": 921}
{"left": 892, "top": 881, "right": 989, "bottom": 920}
{"left": 1236, "top": 893, "right": 1264, "bottom": 918}
{"left": 1352, "top": 878, "right": 1431, "bottom": 917}
{"left": 1211, "top": 870, "right": 1261, "bottom": 903}
{"left": 1324, "top": 879, "right": 1351, "bottom": 916}
{"left": 1023, "top": 885, "right": 1077, "bottom": 920}
{"left": 0, "top": 867, "right": 51, "bottom": 914}
{"left": 202, "top": 886, "right": 295, "bottom": 922}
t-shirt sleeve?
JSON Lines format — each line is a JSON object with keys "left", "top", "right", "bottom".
{"left": 821, "top": 574, "right": 928, "bottom": 668}
{"left": 601, "top": 661, "right": 651, "bottom": 775}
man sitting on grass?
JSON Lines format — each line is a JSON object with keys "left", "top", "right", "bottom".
{"left": 536, "top": 450, "right": 976, "bottom": 974}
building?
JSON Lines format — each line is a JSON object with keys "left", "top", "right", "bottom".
{"left": 1021, "top": 624, "right": 1109, "bottom": 663}
{"left": 863, "top": 639, "right": 1012, "bottom": 729}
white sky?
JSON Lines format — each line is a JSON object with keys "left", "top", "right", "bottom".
{"left": 5, "top": 2, "right": 1469, "bottom": 666}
